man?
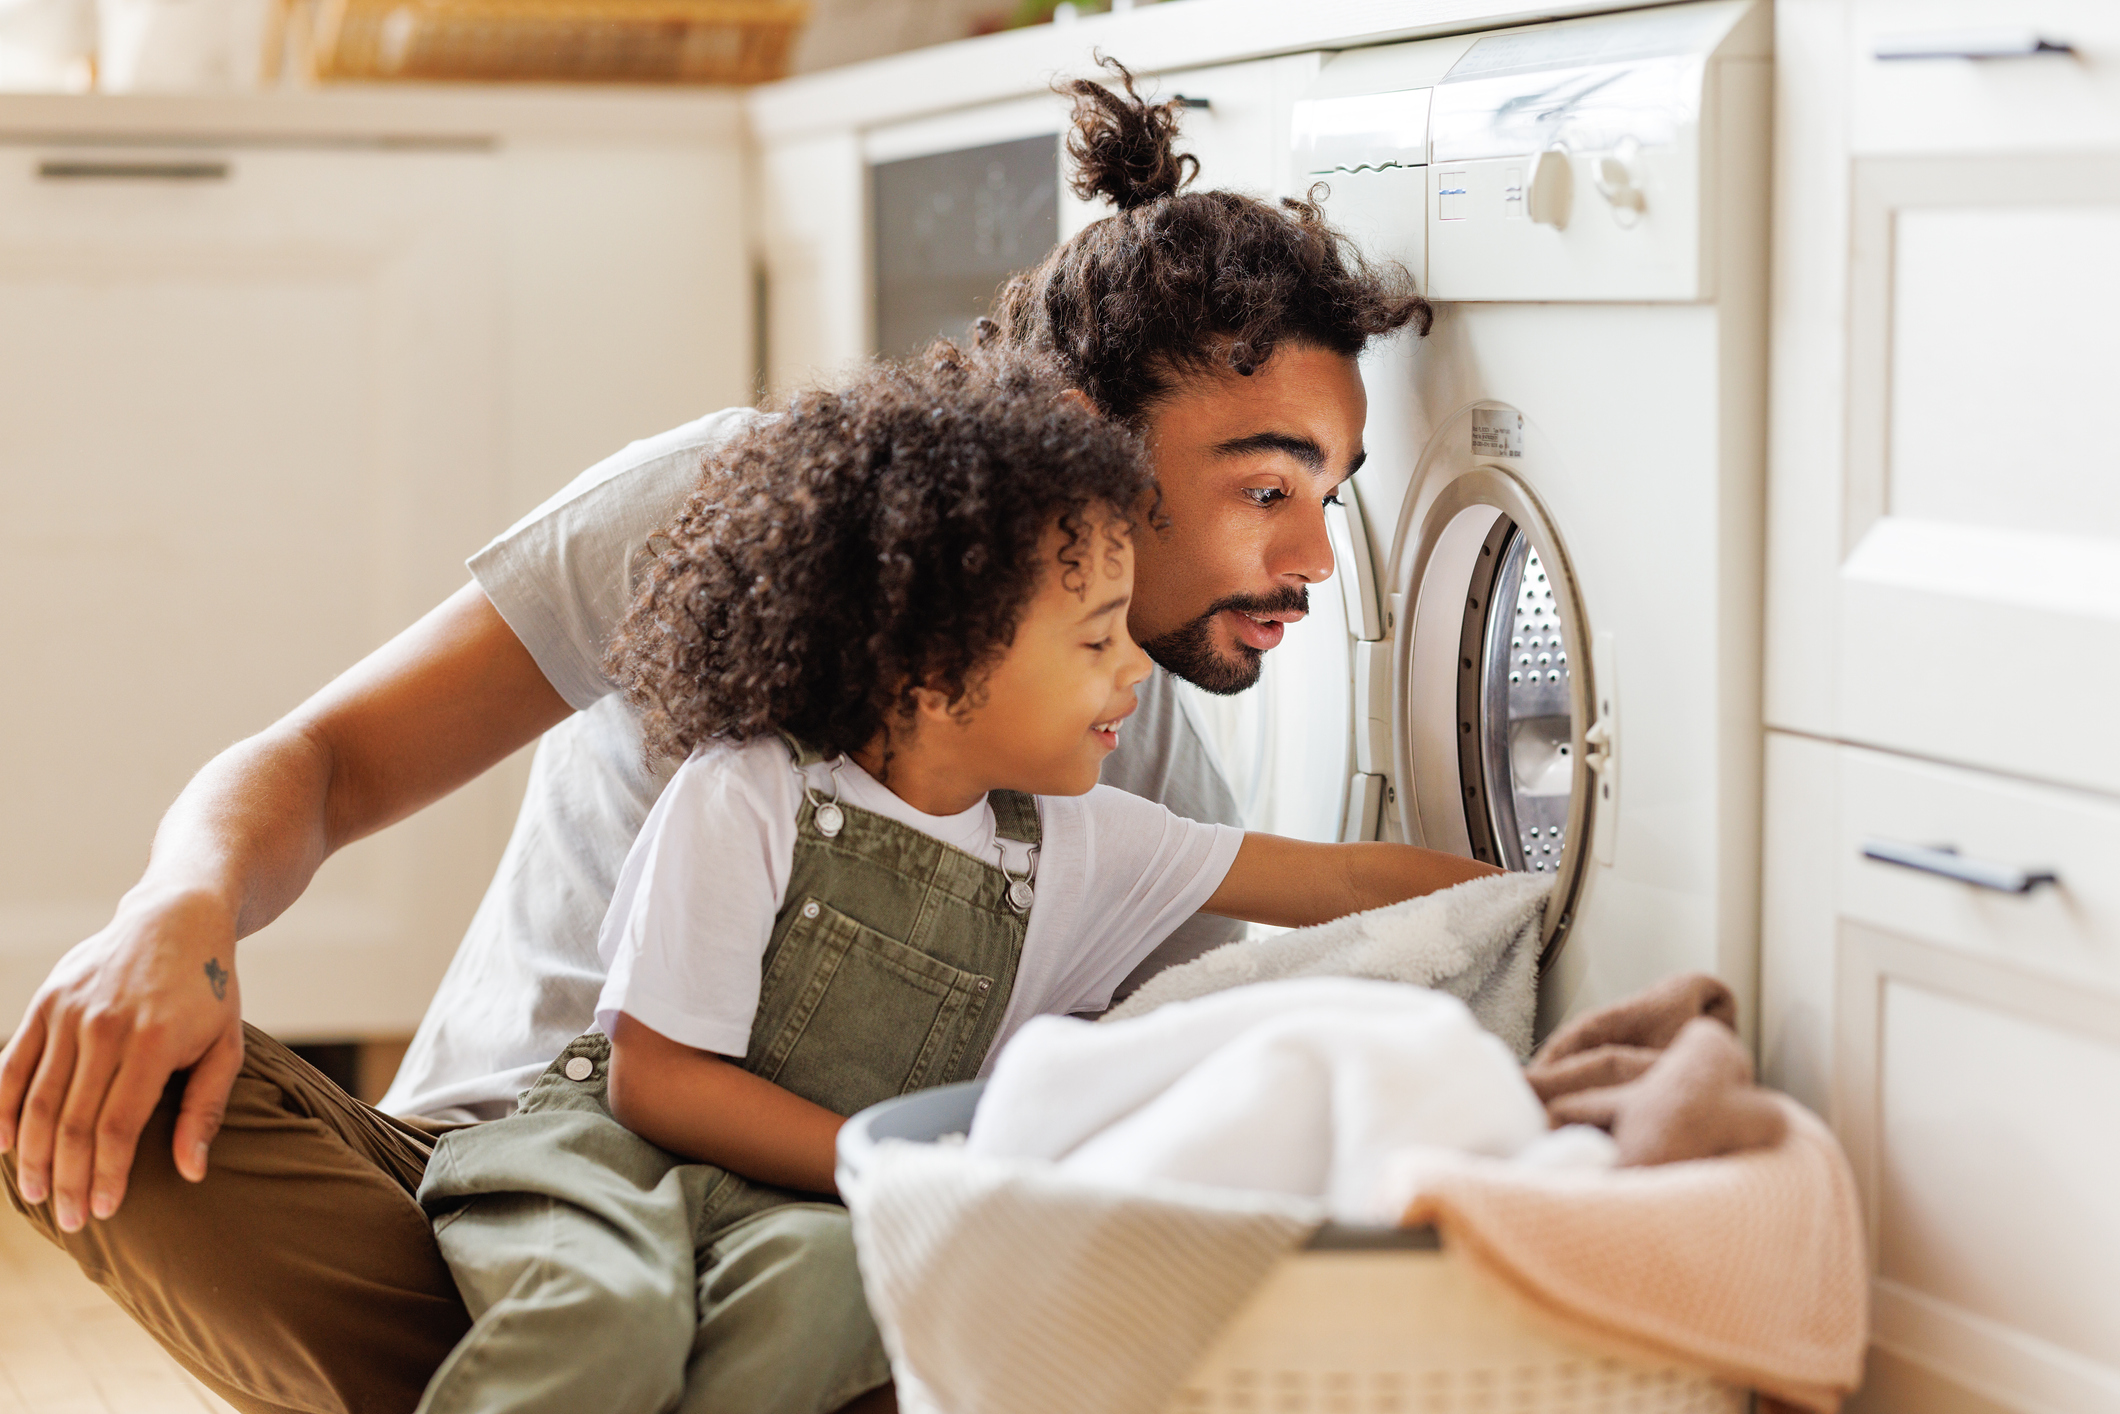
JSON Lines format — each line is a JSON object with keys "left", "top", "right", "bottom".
{"left": 0, "top": 66, "right": 1427, "bottom": 1414}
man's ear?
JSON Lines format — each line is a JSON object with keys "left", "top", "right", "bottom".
{"left": 1055, "top": 387, "right": 1098, "bottom": 416}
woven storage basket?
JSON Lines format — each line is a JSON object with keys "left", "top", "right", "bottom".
{"left": 312, "top": 0, "right": 806, "bottom": 84}
{"left": 841, "top": 1082, "right": 1747, "bottom": 1414}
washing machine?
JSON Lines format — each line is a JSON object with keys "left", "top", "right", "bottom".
{"left": 1193, "top": 0, "right": 1771, "bottom": 1036}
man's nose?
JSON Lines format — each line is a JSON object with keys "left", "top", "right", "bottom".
{"left": 1274, "top": 497, "right": 1338, "bottom": 585}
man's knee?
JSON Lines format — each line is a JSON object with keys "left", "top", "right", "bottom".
{"left": 0, "top": 1073, "right": 186, "bottom": 1284}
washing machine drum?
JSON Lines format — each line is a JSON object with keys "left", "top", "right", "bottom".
{"left": 1392, "top": 404, "right": 1601, "bottom": 965}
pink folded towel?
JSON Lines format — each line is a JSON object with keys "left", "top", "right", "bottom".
{"left": 1389, "top": 1095, "right": 1867, "bottom": 1413}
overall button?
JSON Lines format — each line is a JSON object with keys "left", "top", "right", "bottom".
{"left": 564, "top": 1055, "right": 595, "bottom": 1082}
{"left": 975, "top": 978, "right": 991, "bottom": 993}
{"left": 801, "top": 900, "right": 821, "bottom": 920}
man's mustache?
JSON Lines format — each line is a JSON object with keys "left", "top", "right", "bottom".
{"left": 1200, "top": 586, "right": 1311, "bottom": 621}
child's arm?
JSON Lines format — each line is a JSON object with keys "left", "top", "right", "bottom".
{"left": 1201, "top": 835, "right": 1503, "bottom": 929}
{"left": 606, "top": 1011, "right": 843, "bottom": 1194}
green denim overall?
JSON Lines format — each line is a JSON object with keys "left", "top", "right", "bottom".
{"left": 414, "top": 740, "right": 1041, "bottom": 1414}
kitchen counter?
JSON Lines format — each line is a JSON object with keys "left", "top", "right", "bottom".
{"left": 0, "top": 84, "right": 746, "bottom": 145}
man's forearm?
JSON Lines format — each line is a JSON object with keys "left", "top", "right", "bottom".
{"left": 133, "top": 724, "right": 338, "bottom": 944}
{"left": 0, "top": 583, "right": 571, "bottom": 1223}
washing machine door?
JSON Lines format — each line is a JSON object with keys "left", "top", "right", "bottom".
{"left": 1389, "top": 402, "right": 1604, "bottom": 965}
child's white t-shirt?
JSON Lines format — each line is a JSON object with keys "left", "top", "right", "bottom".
{"left": 594, "top": 736, "right": 1246, "bottom": 1072}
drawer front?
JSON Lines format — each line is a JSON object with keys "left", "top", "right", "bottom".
{"left": 1838, "top": 747, "right": 2120, "bottom": 991}
{"left": 1835, "top": 745, "right": 2120, "bottom": 1412}
{"left": 1851, "top": 0, "right": 2120, "bottom": 156}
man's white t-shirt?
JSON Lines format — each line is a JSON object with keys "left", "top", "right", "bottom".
{"left": 379, "top": 409, "right": 1249, "bottom": 1122}
{"left": 596, "top": 740, "right": 1242, "bottom": 1070}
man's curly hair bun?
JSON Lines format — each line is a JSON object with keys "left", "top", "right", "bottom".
{"left": 984, "top": 54, "right": 1432, "bottom": 426}
{"left": 607, "top": 343, "right": 1151, "bottom": 765}
{"left": 1062, "top": 56, "right": 1197, "bottom": 211}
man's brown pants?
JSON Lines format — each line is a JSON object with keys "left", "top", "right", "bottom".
{"left": 0, "top": 1025, "right": 473, "bottom": 1414}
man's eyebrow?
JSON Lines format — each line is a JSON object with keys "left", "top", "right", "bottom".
{"left": 1212, "top": 432, "right": 1327, "bottom": 471}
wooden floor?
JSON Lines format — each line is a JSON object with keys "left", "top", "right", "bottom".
{"left": 0, "top": 1206, "right": 238, "bottom": 1414}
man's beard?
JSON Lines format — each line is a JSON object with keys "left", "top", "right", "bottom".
{"left": 1139, "top": 587, "right": 1310, "bottom": 697}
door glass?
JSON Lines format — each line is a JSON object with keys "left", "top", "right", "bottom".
{"left": 870, "top": 135, "right": 1058, "bottom": 358}
{"left": 1177, "top": 555, "right": 1354, "bottom": 844}
{"left": 1477, "top": 529, "right": 1574, "bottom": 871}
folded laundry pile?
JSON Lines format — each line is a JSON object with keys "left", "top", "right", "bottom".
{"left": 1525, "top": 970, "right": 1788, "bottom": 1165}
{"left": 843, "top": 890, "right": 1867, "bottom": 1414}
{"left": 1370, "top": 970, "right": 1865, "bottom": 1413}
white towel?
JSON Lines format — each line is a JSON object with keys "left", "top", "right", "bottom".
{"left": 847, "top": 978, "right": 1587, "bottom": 1414}
{"left": 1105, "top": 870, "right": 1550, "bottom": 1057}
{"left": 972, "top": 978, "right": 1549, "bottom": 1216}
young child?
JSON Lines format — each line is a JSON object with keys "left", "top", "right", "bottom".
{"left": 411, "top": 345, "right": 1494, "bottom": 1414}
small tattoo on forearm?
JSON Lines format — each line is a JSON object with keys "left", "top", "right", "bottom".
{"left": 204, "top": 958, "right": 229, "bottom": 1001}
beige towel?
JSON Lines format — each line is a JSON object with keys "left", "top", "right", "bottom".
{"left": 1384, "top": 1096, "right": 1868, "bottom": 1414}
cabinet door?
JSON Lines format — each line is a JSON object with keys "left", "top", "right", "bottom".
{"left": 0, "top": 145, "right": 511, "bottom": 1038}
{"left": 1831, "top": 1, "right": 2120, "bottom": 792}
{"left": 1834, "top": 746, "right": 2120, "bottom": 1413}
{"left": 1151, "top": 53, "right": 1321, "bottom": 203}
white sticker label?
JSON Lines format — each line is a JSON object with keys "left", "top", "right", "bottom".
{"left": 1472, "top": 407, "right": 1524, "bottom": 458}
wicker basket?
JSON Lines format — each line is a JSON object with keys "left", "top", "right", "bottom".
{"left": 311, "top": 0, "right": 807, "bottom": 84}
{"left": 841, "top": 1083, "right": 1748, "bottom": 1414}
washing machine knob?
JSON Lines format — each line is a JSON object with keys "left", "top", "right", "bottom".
{"left": 1593, "top": 139, "right": 1647, "bottom": 226}
{"left": 1526, "top": 147, "right": 1573, "bottom": 229}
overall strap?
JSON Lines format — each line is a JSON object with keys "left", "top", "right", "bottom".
{"left": 989, "top": 790, "right": 1041, "bottom": 846}
{"left": 782, "top": 728, "right": 1039, "bottom": 848}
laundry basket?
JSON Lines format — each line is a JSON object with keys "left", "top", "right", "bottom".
{"left": 839, "top": 1082, "right": 1746, "bottom": 1414}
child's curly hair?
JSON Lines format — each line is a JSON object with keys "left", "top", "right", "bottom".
{"left": 608, "top": 343, "right": 1151, "bottom": 764}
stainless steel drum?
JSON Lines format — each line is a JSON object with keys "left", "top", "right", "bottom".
{"left": 1392, "top": 403, "right": 1598, "bottom": 968}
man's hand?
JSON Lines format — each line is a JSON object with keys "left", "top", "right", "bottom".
{"left": 0, "top": 887, "right": 246, "bottom": 1232}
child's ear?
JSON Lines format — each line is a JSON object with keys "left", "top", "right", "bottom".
{"left": 910, "top": 684, "right": 956, "bottom": 721}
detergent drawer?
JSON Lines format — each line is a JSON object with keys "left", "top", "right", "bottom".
{"left": 1833, "top": 744, "right": 2120, "bottom": 1413}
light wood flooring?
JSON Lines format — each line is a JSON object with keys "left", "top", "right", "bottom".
{"left": 0, "top": 1204, "right": 239, "bottom": 1414}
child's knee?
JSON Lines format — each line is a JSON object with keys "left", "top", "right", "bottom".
{"left": 709, "top": 1204, "right": 863, "bottom": 1309}
{"left": 692, "top": 1205, "right": 887, "bottom": 1414}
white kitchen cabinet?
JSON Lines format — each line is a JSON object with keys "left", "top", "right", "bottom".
{"left": 1767, "top": 0, "right": 2120, "bottom": 783}
{"left": 1833, "top": 747, "right": 2120, "bottom": 1413}
{"left": 1762, "top": 4, "right": 2120, "bottom": 1410}
{"left": 0, "top": 91, "right": 750, "bottom": 1040}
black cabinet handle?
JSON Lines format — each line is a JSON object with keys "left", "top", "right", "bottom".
{"left": 1862, "top": 838, "right": 2058, "bottom": 894}
{"left": 38, "top": 159, "right": 230, "bottom": 182}
{"left": 1874, "top": 31, "right": 2073, "bottom": 61}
